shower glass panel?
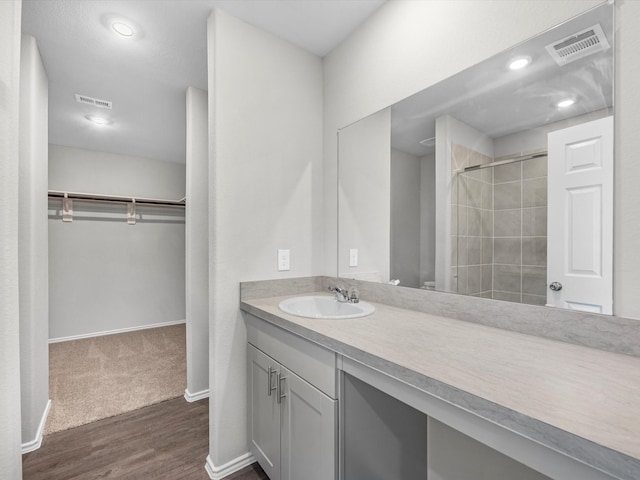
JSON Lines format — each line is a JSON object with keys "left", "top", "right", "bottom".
{"left": 454, "top": 152, "right": 548, "bottom": 306}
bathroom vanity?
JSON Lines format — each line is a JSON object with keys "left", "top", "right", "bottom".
{"left": 241, "top": 278, "right": 640, "bottom": 480}
{"left": 246, "top": 308, "right": 338, "bottom": 480}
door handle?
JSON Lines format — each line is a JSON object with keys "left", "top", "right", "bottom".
{"left": 277, "top": 372, "right": 287, "bottom": 404}
{"left": 549, "top": 281, "right": 563, "bottom": 291}
{"left": 267, "top": 366, "right": 277, "bottom": 396}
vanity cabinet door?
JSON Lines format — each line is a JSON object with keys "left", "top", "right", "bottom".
{"left": 248, "top": 345, "right": 281, "bottom": 480}
{"left": 280, "top": 365, "right": 337, "bottom": 480}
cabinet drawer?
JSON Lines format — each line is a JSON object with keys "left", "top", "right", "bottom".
{"left": 245, "top": 313, "right": 337, "bottom": 398}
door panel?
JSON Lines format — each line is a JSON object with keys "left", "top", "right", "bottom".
{"left": 280, "top": 366, "right": 337, "bottom": 480}
{"left": 547, "top": 116, "right": 613, "bottom": 314}
{"left": 567, "top": 186, "right": 601, "bottom": 275}
{"left": 248, "top": 345, "right": 281, "bottom": 480}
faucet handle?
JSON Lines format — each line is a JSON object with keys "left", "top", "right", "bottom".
{"left": 348, "top": 287, "right": 359, "bottom": 303}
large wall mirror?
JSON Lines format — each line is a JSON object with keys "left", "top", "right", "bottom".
{"left": 338, "top": 3, "right": 614, "bottom": 314}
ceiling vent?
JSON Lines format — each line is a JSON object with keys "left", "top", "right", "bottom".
{"left": 75, "top": 94, "right": 112, "bottom": 109}
{"left": 545, "top": 24, "right": 610, "bottom": 66}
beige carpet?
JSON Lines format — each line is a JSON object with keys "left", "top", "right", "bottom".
{"left": 46, "top": 323, "right": 186, "bottom": 434}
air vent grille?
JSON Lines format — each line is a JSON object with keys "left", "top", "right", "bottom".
{"left": 545, "top": 24, "right": 610, "bottom": 66}
{"left": 75, "top": 94, "right": 112, "bottom": 109}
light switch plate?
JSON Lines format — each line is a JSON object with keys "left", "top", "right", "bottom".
{"left": 278, "top": 249, "right": 290, "bottom": 271}
{"left": 349, "top": 248, "right": 358, "bottom": 267}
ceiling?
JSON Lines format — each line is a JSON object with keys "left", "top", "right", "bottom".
{"left": 21, "top": 0, "right": 385, "bottom": 164}
{"left": 390, "top": 3, "right": 613, "bottom": 157}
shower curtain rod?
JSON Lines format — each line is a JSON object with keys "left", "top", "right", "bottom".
{"left": 462, "top": 151, "right": 548, "bottom": 173}
{"left": 48, "top": 190, "right": 186, "bottom": 208}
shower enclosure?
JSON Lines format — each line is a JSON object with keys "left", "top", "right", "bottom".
{"left": 452, "top": 148, "right": 548, "bottom": 306}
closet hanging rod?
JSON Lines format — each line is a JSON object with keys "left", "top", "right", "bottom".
{"left": 48, "top": 190, "right": 186, "bottom": 208}
{"left": 462, "top": 151, "right": 548, "bottom": 173}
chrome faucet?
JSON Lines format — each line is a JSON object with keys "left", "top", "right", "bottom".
{"left": 328, "top": 285, "right": 349, "bottom": 302}
{"left": 328, "top": 285, "right": 359, "bottom": 304}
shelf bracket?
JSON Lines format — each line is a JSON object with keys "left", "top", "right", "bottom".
{"left": 127, "top": 199, "right": 136, "bottom": 225}
{"left": 62, "top": 193, "right": 73, "bottom": 222}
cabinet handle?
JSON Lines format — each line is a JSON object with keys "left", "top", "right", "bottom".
{"left": 267, "top": 366, "right": 277, "bottom": 397}
{"left": 277, "top": 373, "right": 287, "bottom": 404}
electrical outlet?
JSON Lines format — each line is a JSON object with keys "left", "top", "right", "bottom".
{"left": 349, "top": 248, "right": 358, "bottom": 267}
{"left": 278, "top": 249, "right": 290, "bottom": 271}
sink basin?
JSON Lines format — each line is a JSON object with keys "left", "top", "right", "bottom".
{"left": 278, "top": 295, "right": 375, "bottom": 319}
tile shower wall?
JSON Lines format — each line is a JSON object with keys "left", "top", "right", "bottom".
{"left": 452, "top": 144, "right": 548, "bottom": 305}
{"left": 492, "top": 155, "right": 548, "bottom": 305}
{"left": 452, "top": 145, "right": 493, "bottom": 297}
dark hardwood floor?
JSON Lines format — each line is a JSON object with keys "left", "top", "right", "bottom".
{"left": 23, "top": 397, "right": 268, "bottom": 480}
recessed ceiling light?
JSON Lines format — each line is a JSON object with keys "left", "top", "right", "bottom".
{"left": 508, "top": 56, "right": 532, "bottom": 70}
{"left": 101, "top": 14, "right": 144, "bottom": 40}
{"left": 556, "top": 98, "right": 576, "bottom": 108}
{"left": 419, "top": 137, "right": 436, "bottom": 148}
{"left": 112, "top": 21, "right": 135, "bottom": 37}
{"left": 85, "top": 114, "right": 112, "bottom": 126}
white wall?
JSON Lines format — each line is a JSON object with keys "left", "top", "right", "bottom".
{"left": 339, "top": 109, "right": 390, "bottom": 283}
{"left": 435, "top": 115, "right": 494, "bottom": 291}
{"left": 493, "top": 108, "right": 612, "bottom": 158}
{"left": 0, "top": 0, "right": 24, "bottom": 476}
{"left": 49, "top": 145, "right": 186, "bottom": 200}
{"left": 185, "top": 86, "right": 209, "bottom": 399}
{"left": 420, "top": 153, "right": 436, "bottom": 284}
{"left": 613, "top": 2, "right": 640, "bottom": 319}
{"left": 48, "top": 145, "right": 186, "bottom": 340}
{"left": 207, "top": 9, "right": 323, "bottom": 474}
{"left": 390, "top": 148, "right": 420, "bottom": 288}
{"left": 19, "top": 33, "right": 49, "bottom": 452}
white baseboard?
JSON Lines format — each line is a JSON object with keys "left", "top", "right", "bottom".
{"left": 22, "top": 399, "right": 51, "bottom": 454}
{"left": 184, "top": 388, "right": 209, "bottom": 402}
{"left": 49, "top": 319, "right": 186, "bottom": 343}
{"left": 205, "top": 452, "right": 256, "bottom": 480}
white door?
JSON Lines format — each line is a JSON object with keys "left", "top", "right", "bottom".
{"left": 248, "top": 345, "right": 281, "bottom": 480}
{"left": 547, "top": 116, "right": 613, "bottom": 314}
{"left": 280, "top": 365, "right": 337, "bottom": 480}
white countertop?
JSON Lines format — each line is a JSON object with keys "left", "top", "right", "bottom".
{"left": 241, "top": 293, "right": 640, "bottom": 479}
